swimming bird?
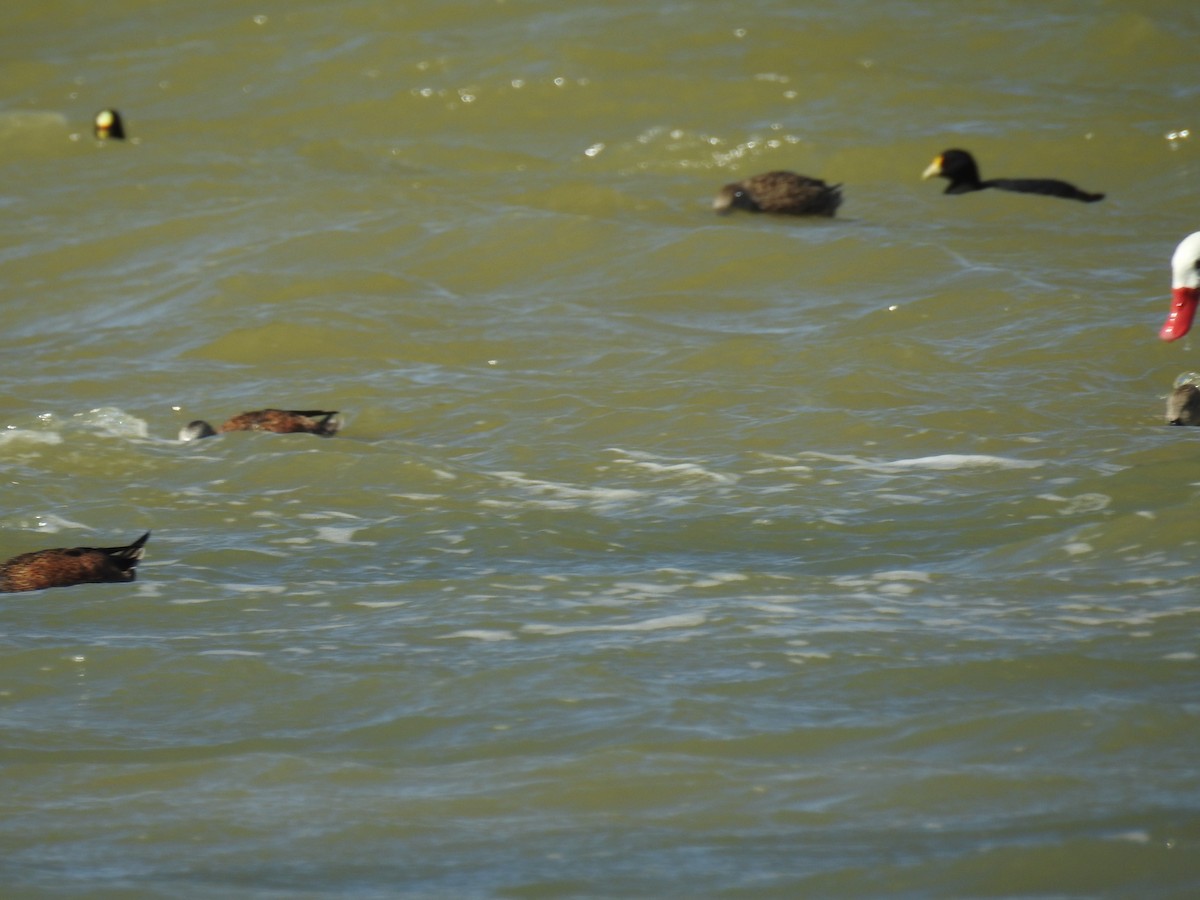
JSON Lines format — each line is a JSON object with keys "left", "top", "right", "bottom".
{"left": 94, "top": 109, "right": 126, "bottom": 140}
{"left": 179, "top": 409, "right": 342, "bottom": 442}
{"left": 921, "top": 149, "right": 1104, "bottom": 203}
{"left": 1159, "top": 232, "right": 1200, "bottom": 342}
{"left": 713, "top": 171, "right": 842, "bottom": 217}
{"left": 1167, "top": 376, "right": 1200, "bottom": 425}
{"left": 0, "top": 532, "right": 149, "bottom": 593}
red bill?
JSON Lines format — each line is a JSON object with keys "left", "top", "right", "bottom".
{"left": 1161, "top": 286, "right": 1199, "bottom": 342}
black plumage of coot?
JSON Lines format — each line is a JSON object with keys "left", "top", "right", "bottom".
{"left": 921, "top": 149, "right": 1103, "bottom": 203}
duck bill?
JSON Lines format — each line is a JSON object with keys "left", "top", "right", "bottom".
{"left": 1161, "top": 286, "right": 1200, "bottom": 342}
{"left": 921, "top": 157, "right": 943, "bottom": 180}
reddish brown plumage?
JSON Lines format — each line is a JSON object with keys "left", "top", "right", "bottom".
{"left": 713, "top": 170, "right": 842, "bottom": 217}
{"left": 179, "top": 409, "right": 341, "bottom": 441}
{"left": 0, "top": 532, "right": 149, "bottom": 593}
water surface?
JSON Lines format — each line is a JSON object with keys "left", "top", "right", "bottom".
{"left": 2, "top": 1, "right": 1199, "bottom": 896}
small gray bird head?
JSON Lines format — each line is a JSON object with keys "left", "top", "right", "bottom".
{"left": 1166, "top": 382, "right": 1200, "bottom": 426}
{"left": 179, "top": 420, "right": 218, "bottom": 441}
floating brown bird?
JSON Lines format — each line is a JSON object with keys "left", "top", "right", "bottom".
{"left": 1159, "top": 232, "right": 1200, "bottom": 342}
{"left": 94, "top": 109, "right": 126, "bottom": 140}
{"left": 0, "top": 532, "right": 149, "bottom": 593}
{"left": 921, "top": 149, "right": 1104, "bottom": 203}
{"left": 1167, "top": 383, "right": 1200, "bottom": 425}
{"left": 179, "top": 409, "right": 342, "bottom": 442}
{"left": 713, "top": 170, "right": 842, "bottom": 217}
{"left": 1166, "top": 375, "right": 1200, "bottom": 426}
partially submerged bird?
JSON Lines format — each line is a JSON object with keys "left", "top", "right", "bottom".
{"left": 1167, "top": 375, "right": 1200, "bottom": 426}
{"left": 921, "top": 149, "right": 1104, "bottom": 203}
{"left": 1159, "top": 232, "right": 1200, "bottom": 342}
{"left": 713, "top": 171, "right": 842, "bottom": 217}
{"left": 94, "top": 109, "right": 126, "bottom": 140}
{"left": 179, "top": 409, "right": 341, "bottom": 442}
{"left": 0, "top": 532, "right": 149, "bottom": 593}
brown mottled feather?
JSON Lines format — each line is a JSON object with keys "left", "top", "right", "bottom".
{"left": 179, "top": 409, "right": 341, "bottom": 441}
{"left": 0, "top": 532, "right": 149, "bottom": 593}
{"left": 713, "top": 170, "right": 842, "bottom": 217}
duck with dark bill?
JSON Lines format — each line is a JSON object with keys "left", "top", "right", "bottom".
{"left": 713, "top": 171, "right": 842, "bottom": 217}
{"left": 0, "top": 532, "right": 149, "bottom": 593}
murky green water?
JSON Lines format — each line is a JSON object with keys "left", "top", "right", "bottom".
{"left": 2, "top": 1, "right": 1199, "bottom": 896}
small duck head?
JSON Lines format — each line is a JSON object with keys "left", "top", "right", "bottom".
{"left": 179, "top": 420, "right": 218, "bottom": 442}
{"left": 94, "top": 109, "right": 126, "bottom": 140}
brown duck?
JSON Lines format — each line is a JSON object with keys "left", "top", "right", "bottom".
{"left": 1167, "top": 378, "right": 1200, "bottom": 426}
{"left": 713, "top": 170, "right": 842, "bottom": 217}
{"left": 0, "top": 532, "right": 149, "bottom": 593}
{"left": 179, "top": 409, "right": 341, "bottom": 441}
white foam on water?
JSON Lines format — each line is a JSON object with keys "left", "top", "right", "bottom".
{"left": 439, "top": 629, "right": 517, "bottom": 641}
{"left": 690, "top": 572, "right": 748, "bottom": 588}
{"left": 1038, "top": 493, "right": 1111, "bottom": 514}
{"left": 314, "top": 526, "right": 374, "bottom": 545}
{"left": 0, "top": 429, "right": 62, "bottom": 448}
{"left": 611, "top": 581, "right": 684, "bottom": 596}
{"left": 77, "top": 406, "right": 149, "bottom": 439}
{"left": 490, "top": 470, "right": 643, "bottom": 508}
{"left": 880, "top": 454, "right": 1043, "bottom": 471}
{"left": 522, "top": 612, "right": 707, "bottom": 636}
{"left": 786, "top": 650, "right": 833, "bottom": 662}
{"left": 197, "top": 650, "right": 265, "bottom": 657}
{"left": 495, "top": 582, "right": 547, "bottom": 593}
{"left": 877, "top": 493, "right": 928, "bottom": 504}
{"left": 354, "top": 601, "right": 407, "bottom": 609}
{"left": 873, "top": 570, "right": 933, "bottom": 583}
{"left": 605, "top": 449, "right": 739, "bottom": 485}
{"left": 14, "top": 514, "right": 91, "bottom": 533}
{"left": 1109, "top": 830, "right": 1152, "bottom": 844}
{"left": 748, "top": 602, "right": 801, "bottom": 614}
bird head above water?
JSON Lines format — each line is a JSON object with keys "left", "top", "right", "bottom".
{"left": 94, "top": 109, "right": 126, "bottom": 140}
{"left": 1167, "top": 379, "right": 1200, "bottom": 426}
{"left": 1159, "top": 232, "right": 1200, "bottom": 342}
{"left": 921, "top": 149, "right": 983, "bottom": 193}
